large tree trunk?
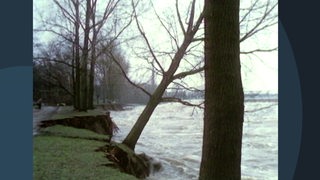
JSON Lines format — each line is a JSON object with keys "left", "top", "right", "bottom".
{"left": 199, "top": 0, "right": 244, "bottom": 179}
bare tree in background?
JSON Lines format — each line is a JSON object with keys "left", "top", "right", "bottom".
{"left": 88, "top": 0, "right": 124, "bottom": 109}
{"left": 33, "top": 0, "right": 132, "bottom": 111}
{"left": 95, "top": 40, "right": 130, "bottom": 103}
{"left": 33, "top": 41, "right": 74, "bottom": 104}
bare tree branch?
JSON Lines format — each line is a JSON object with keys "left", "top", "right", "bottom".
{"left": 239, "top": 0, "right": 260, "bottom": 25}
{"left": 176, "top": 0, "right": 186, "bottom": 35}
{"left": 90, "top": 0, "right": 121, "bottom": 30}
{"left": 173, "top": 66, "right": 204, "bottom": 80}
{"left": 191, "top": 7, "right": 204, "bottom": 35}
{"left": 240, "top": 1, "right": 278, "bottom": 42}
{"left": 108, "top": 51, "right": 152, "bottom": 97}
{"left": 171, "top": 81, "right": 203, "bottom": 92}
{"left": 161, "top": 97, "right": 204, "bottom": 109}
{"left": 53, "top": 0, "right": 77, "bottom": 23}
{"left": 38, "top": 63, "right": 74, "bottom": 97}
{"left": 52, "top": 75, "right": 74, "bottom": 97}
{"left": 33, "top": 57, "right": 75, "bottom": 68}
{"left": 151, "top": 2, "right": 179, "bottom": 50}
{"left": 165, "top": 3, "right": 204, "bottom": 80}
{"left": 34, "top": 28, "right": 74, "bottom": 45}
{"left": 240, "top": 47, "right": 278, "bottom": 54}
{"left": 191, "top": 37, "right": 204, "bottom": 42}
{"left": 186, "top": 0, "right": 196, "bottom": 34}
{"left": 132, "top": 0, "right": 165, "bottom": 74}
{"left": 245, "top": 103, "right": 278, "bottom": 113}
{"left": 89, "top": 0, "right": 134, "bottom": 60}
{"left": 39, "top": 74, "right": 74, "bottom": 97}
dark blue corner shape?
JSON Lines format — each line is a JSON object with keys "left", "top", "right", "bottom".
{"left": 0, "top": 0, "right": 32, "bottom": 179}
{"left": 0, "top": 1, "right": 32, "bottom": 69}
{"left": 0, "top": 67, "right": 33, "bottom": 179}
{"left": 279, "top": 21, "right": 303, "bottom": 179}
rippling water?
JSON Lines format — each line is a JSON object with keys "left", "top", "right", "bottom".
{"left": 111, "top": 100, "right": 278, "bottom": 180}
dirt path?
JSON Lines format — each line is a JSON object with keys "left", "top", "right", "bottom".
{"left": 33, "top": 106, "right": 59, "bottom": 135}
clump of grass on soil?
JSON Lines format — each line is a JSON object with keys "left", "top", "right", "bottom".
{"left": 33, "top": 125, "right": 137, "bottom": 180}
{"left": 39, "top": 125, "right": 109, "bottom": 141}
{"left": 51, "top": 106, "right": 106, "bottom": 120}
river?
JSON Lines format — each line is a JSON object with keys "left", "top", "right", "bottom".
{"left": 111, "top": 100, "right": 278, "bottom": 180}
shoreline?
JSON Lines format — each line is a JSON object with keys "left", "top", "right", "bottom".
{"left": 33, "top": 105, "right": 156, "bottom": 179}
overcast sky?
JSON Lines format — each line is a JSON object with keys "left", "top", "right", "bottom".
{"left": 33, "top": 0, "right": 278, "bottom": 93}
{"left": 118, "top": 0, "right": 278, "bottom": 93}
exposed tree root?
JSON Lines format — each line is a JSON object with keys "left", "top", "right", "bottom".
{"left": 97, "top": 143, "right": 162, "bottom": 179}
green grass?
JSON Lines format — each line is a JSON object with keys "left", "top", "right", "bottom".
{"left": 34, "top": 125, "right": 137, "bottom": 180}
{"left": 39, "top": 125, "right": 109, "bottom": 141}
{"left": 51, "top": 106, "right": 106, "bottom": 120}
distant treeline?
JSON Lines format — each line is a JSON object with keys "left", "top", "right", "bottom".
{"left": 244, "top": 92, "right": 278, "bottom": 102}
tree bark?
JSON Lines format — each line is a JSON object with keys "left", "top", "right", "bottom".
{"left": 88, "top": 7, "right": 97, "bottom": 109}
{"left": 72, "top": 37, "right": 76, "bottom": 107}
{"left": 88, "top": 48, "right": 96, "bottom": 109}
{"left": 122, "top": 78, "right": 169, "bottom": 150}
{"left": 79, "top": 0, "right": 91, "bottom": 111}
{"left": 74, "top": 0, "right": 81, "bottom": 110}
{"left": 199, "top": 0, "right": 244, "bottom": 179}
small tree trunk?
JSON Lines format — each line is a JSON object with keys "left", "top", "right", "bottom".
{"left": 122, "top": 79, "right": 168, "bottom": 150}
{"left": 72, "top": 40, "right": 76, "bottom": 107}
{"left": 88, "top": 4, "right": 97, "bottom": 109}
{"left": 88, "top": 39, "right": 96, "bottom": 109}
{"left": 74, "top": 0, "right": 81, "bottom": 110}
{"left": 88, "top": 62, "right": 95, "bottom": 109}
{"left": 79, "top": 0, "right": 91, "bottom": 111}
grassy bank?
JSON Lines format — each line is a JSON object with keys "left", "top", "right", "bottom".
{"left": 50, "top": 106, "right": 106, "bottom": 120}
{"left": 33, "top": 125, "right": 137, "bottom": 180}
